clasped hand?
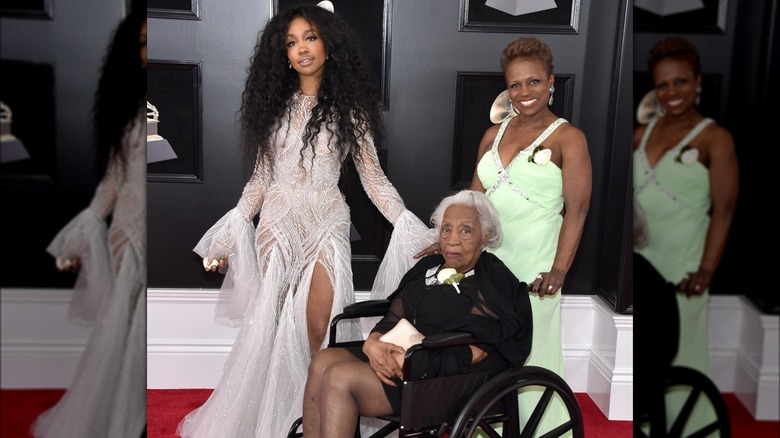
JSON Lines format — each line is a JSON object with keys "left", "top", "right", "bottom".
{"left": 202, "top": 254, "right": 229, "bottom": 272}
{"left": 363, "top": 337, "right": 405, "bottom": 386}
{"left": 55, "top": 256, "right": 81, "bottom": 272}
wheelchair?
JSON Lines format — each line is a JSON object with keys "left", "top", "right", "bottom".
{"left": 633, "top": 365, "right": 731, "bottom": 438}
{"left": 288, "top": 299, "right": 584, "bottom": 438}
{"left": 633, "top": 253, "right": 731, "bottom": 438}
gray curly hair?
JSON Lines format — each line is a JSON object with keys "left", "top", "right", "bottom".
{"left": 430, "top": 190, "right": 503, "bottom": 248}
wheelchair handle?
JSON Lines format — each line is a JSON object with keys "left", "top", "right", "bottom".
{"left": 329, "top": 299, "right": 391, "bottom": 346}
{"left": 342, "top": 299, "right": 391, "bottom": 316}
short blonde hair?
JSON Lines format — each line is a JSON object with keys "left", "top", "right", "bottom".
{"left": 430, "top": 190, "right": 502, "bottom": 248}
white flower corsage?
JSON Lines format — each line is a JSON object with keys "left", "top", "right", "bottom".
{"left": 675, "top": 145, "right": 699, "bottom": 165}
{"left": 436, "top": 267, "right": 465, "bottom": 294}
{"left": 528, "top": 145, "right": 552, "bottom": 166}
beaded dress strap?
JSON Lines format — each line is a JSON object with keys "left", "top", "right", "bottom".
{"left": 484, "top": 118, "right": 567, "bottom": 207}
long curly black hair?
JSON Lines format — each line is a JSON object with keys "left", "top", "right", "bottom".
{"left": 241, "top": 3, "right": 383, "bottom": 168}
{"left": 93, "top": 4, "right": 146, "bottom": 171}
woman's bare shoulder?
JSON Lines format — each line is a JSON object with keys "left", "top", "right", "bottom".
{"left": 556, "top": 121, "right": 587, "bottom": 148}
{"left": 701, "top": 121, "right": 735, "bottom": 153}
{"left": 477, "top": 124, "right": 501, "bottom": 153}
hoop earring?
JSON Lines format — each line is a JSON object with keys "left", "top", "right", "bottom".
{"left": 548, "top": 85, "right": 555, "bottom": 106}
{"left": 695, "top": 86, "right": 701, "bottom": 106}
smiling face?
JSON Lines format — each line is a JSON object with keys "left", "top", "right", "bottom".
{"left": 504, "top": 57, "right": 554, "bottom": 116}
{"left": 285, "top": 16, "right": 326, "bottom": 84}
{"left": 652, "top": 57, "right": 701, "bottom": 116}
{"left": 438, "top": 204, "right": 489, "bottom": 273}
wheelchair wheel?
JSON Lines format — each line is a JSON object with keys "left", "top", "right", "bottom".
{"left": 634, "top": 366, "right": 731, "bottom": 438}
{"left": 447, "top": 365, "right": 584, "bottom": 438}
{"left": 287, "top": 417, "right": 303, "bottom": 438}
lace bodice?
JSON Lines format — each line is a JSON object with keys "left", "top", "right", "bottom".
{"left": 211, "top": 93, "right": 405, "bottom": 259}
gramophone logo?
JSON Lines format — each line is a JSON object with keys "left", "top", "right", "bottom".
{"left": 146, "top": 101, "right": 177, "bottom": 163}
{"left": 1, "top": 101, "right": 31, "bottom": 163}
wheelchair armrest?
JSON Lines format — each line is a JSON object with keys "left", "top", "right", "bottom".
{"left": 342, "top": 299, "right": 391, "bottom": 317}
{"left": 402, "top": 331, "right": 481, "bottom": 379}
{"left": 421, "top": 331, "right": 480, "bottom": 348}
{"left": 328, "top": 300, "right": 391, "bottom": 347}
{"left": 404, "top": 332, "right": 480, "bottom": 361}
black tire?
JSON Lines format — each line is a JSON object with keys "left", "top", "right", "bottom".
{"left": 447, "top": 366, "right": 584, "bottom": 438}
{"left": 634, "top": 366, "right": 731, "bottom": 438}
{"left": 287, "top": 416, "right": 303, "bottom": 438}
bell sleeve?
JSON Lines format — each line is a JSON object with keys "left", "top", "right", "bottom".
{"left": 45, "top": 155, "right": 124, "bottom": 326}
{"left": 193, "top": 154, "right": 271, "bottom": 327}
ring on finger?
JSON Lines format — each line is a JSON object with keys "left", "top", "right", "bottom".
{"left": 536, "top": 273, "right": 543, "bottom": 280}
{"left": 547, "top": 285, "right": 554, "bottom": 291}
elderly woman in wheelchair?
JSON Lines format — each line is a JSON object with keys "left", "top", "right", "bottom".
{"left": 299, "top": 190, "right": 536, "bottom": 437}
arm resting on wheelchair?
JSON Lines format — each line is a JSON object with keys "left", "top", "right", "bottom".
{"left": 402, "top": 331, "right": 483, "bottom": 379}
{"left": 420, "top": 331, "right": 480, "bottom": 348}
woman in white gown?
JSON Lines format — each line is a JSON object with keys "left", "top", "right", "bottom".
{"left": 177, "top": 3, "right": 431, "bottom": 437}
{"left": 31, "top": 7, "right": 147, "bottom": 438}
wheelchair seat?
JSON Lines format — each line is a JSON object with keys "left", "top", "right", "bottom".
{"left": 288, "top": 300, "right": 584, "bottom": 438}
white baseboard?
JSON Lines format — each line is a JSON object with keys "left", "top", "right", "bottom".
{"left": 584, "top": 296, "right": 634, "bottom": 420}
{"left": 3, "top": 287, "right": 776, "bottom": 421}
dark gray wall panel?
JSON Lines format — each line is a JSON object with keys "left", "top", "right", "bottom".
{"left": 147, "top": 0, "right": 633, "bottom": 310}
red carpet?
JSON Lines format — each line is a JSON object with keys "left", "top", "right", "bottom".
{"left": 145, "top": 390, "right": 630, "bottom": 437}
{"left": 3, "top": 389, "right": 778, "bottom": 437}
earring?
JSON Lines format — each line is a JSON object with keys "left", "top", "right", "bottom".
{"left": 695, "top": 86, "right": 701, "bottom": 106}
{"left": 288, "top": 61, "right": 292, "bottom": 69}
{"left": 654, "top": 99, "right": 667, "bottom": 118}
{"left": 325, "top": 53, "right": 329, "bottom": 61}
{"left": 548, "top": 85, "right": 555, "bottom": 106}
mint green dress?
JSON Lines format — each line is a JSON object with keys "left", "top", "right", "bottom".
{"left": 477, "top": 117, "right": 570, "bottom": 437}
{"left": 634, "top": 116, "right": 718, "bottom": 436}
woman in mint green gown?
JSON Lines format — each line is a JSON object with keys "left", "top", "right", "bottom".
{"left": 471, "top": 37, "right": 592, "bottom": 437}
{"left": 633, "top": 36, "right": 738, "bottom": 437}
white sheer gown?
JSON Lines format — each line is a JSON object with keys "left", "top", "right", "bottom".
{"left": 31, "top": 111, "right": 147, "bottom": 438}
{"left": 177, "top": 93, "right": 434, "bottom": 437}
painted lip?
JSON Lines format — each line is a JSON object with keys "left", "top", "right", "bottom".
{"left": 297, "top": 56, "right": 314, "bottom": 67}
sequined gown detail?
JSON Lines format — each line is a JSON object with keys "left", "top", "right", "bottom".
{"left": 177, "top": 93, "right": 428, "bottom": 437}
{"left": 32, "top": 112, "right": 147, "bottom": 438}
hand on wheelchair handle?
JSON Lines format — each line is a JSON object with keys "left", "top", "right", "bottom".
{"left": 677, "top": 268, "right": 712, "bottom": 297}
{"left": 530, "top": 269, "right": 564, "bottom": 296}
